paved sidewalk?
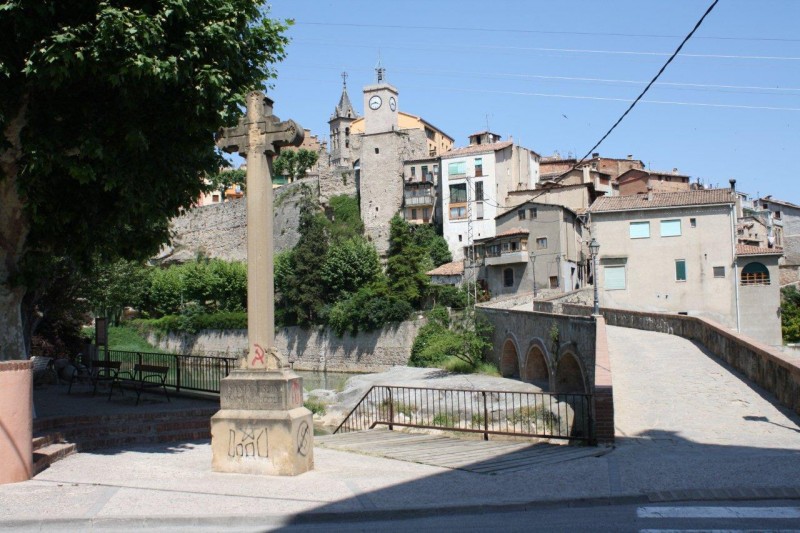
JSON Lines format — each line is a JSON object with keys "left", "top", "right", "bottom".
{"left": 2, "top": 327, "right": 800, "bottom": 531}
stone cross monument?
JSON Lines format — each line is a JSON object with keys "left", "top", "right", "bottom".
{"left": 210, "top": 92, "right": 313, "bottom": 476}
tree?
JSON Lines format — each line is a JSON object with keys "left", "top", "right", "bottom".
{"left": 82, "top": 259, "right": 148, "bottom": 325}
{"left": 412, "top": 224, "right": 452, "bottom": 267}
{"left": 272, "top": 149, "right": 319, "bottom": 182}
{"left": 281, "top": 188, "right": 329, "bottom": 326}
{"left": 206, "top": 168, "right": 246, "bottom": 202}
{"left": 321, "top": 237, "right": 380, "bottom": 300}
{"left": 386, "top": 216, "right": 430, "bottom": 308}
{"left": 0, "top": 1, "right": 290, "bottom": 359}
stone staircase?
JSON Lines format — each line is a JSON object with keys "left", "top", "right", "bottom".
{"left": 32, "top": 408, "right": 216, "bottom": 475}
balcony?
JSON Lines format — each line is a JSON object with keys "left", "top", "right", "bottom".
{"left": 405, "top": 194, "right": 434, "bottom": 206}
{"left": 485, "top": 251, "right": 529, "bottom": 266}
{"left": 406, "top": 172, "right": 435, "bottom": 183}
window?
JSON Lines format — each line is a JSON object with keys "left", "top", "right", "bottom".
{"left": 741, "top": 262, "right": 770, "bottom": 285}
{"left": 604, "top": 266, "right": 626, "bottom": 290}
{"left": 476, "top": 202, "right": 484, "bottom": 219}
{"left": 475, "top": 157, "right": 483, "bottom": 177}
{"left": 510, "top": 241, "right": 519, "bottom": 252}
{"left": 690, "top": 218, "right": 697, "bottom": 228}
{"left": 475, "top": 181, "right": 484, "bottom": 201}
{"left": 518, "top": 210, "right": 526, "bottom": 220}
{"left": 661, "top": 219, "right": 681, "bottom": 237}
{"left": 411, "top": 208, "right": 417, "bottom": 219}
{"left": 629, "top": 222, "right": 650, "bottom": 239}
{"left": 713, "top": 266, "right": 725, "bottom": 278}
{"left": 421, "top": 165, "right": 429, "bottom": 181}
{"left": 410, "top": 166, "right": 416, "bottom": 177}
{"left": 449, "top": 183, "right": 467, "bottom": 203}
{"left": 487, "top": 244, "right": 501, "bottom": 257}
{"left": 450, "top": 206, "right": 467, "bottom": 219}
{"left": 675, "top": 259, "right": 686, "bottom": 281}
{"left": 536, "top": 237, "right": 547, "bottom": 249}
{"left": 448, "top": 161, "right": 466, "bottom": 175}
{"left": 775, "top": 210, "right": 782, "bottom": 220}
{"left": 458, "top": 234, "right": 463, "bottom": 242}
{"left": 529, "top": 208, "right": 537, "bottom": 219}
{"left": 374, "top": 147, "right": 379, "bottom": 154}
{"left": 503, "top": 268, "right": 514, "bottom": 287}
{"left": 422, "top": 208, "right": 429, "bottom": 220}
{"left": 549, "top": 276, "right": 559, "bottom": 289}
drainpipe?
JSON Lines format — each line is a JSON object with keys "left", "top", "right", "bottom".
{"left": 730, "top": 179, "right": 741, "bottom": 332}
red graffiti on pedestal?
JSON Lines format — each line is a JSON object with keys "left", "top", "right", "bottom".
{"left": 252, "top": 344, "right": 266, "bottom": 366}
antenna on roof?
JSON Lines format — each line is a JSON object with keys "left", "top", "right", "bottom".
{"left": 485, "top": 114, "right": 490, "bottom": 131}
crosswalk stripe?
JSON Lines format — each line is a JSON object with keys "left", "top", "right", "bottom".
{"left": 638, "top": 506, "right": 800, "bottom": 519}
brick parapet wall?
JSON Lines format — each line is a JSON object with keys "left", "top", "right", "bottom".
{"left": 592, "top": 316, "right": 614, "bottom": 443}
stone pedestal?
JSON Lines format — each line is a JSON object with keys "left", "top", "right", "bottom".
{"left": 211, "top": 369, "right": 313, "bottom": 476}
{"left": 0, "top": 361, "right": 33, "bottom": 484}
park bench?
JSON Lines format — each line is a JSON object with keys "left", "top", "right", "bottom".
{"left": 108, "top": 364, "right": 171, "bottom": 406}
{"left": 68, "top": 359, "right": 122, "bottom": 395}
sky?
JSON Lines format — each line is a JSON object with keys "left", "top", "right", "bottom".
{"left": 260, "top": 0, "right": 800, "bottom": 203}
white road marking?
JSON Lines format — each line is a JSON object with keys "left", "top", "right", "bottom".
{"left": 638, "top": 506, "right": 800, "bottom": 519}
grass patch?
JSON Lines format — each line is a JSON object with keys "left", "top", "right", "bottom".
{"left": 379, "top": 399, "right": 415, "bottom": 418}
{"left": 441, "top": 357, "right": 500, "bottom": 376}
{"left": 508, "top": 405, "right": 560, "bottom": 432}
{"left": 432, "top": 413, "right": 457, "bottom": 428}
{"left": 470, "top": 413, "right": 486, "bottom": 429}
{"left": 304, "top": 397, "right": 327, "bottom": 416}
{"left": 105, "top": 326, "right": 167, "bottom": 353}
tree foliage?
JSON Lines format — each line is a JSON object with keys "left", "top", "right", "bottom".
{"left": 279, "top": 188, "right": 329, "bottom": 326}
{"left": 206, "top": 168, "right": 246, "bottom": 200}
{"left": 0, "top": 1, "right": 290, "bottom": 359}
{"left": 386, "top": 216, "right": 430, "bottom": 308}
{"left": 272, "top": 149, "right": 319, "bottom": 181}
{"left": 328, "top": 195, "right": 364, "bottom": 242}
{"left": 320, "top": 237, "right": 380, "bottom": 300}
{"left": 781, "top": 285, "right": 800, "bottom": 343}
{"left": 82, "top": 258, "right": 148, "bottom": 324}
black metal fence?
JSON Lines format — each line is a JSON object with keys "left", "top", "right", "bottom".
{"left": 334, "top": 385, "right": 594, "bottom": 443}
{"left": 105, "top": 350, "right": 237, "bottom": 393}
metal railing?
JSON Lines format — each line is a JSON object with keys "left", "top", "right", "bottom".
{"left": 105, "top": 350, "right": 237, "bottom": 393}
{"left": 334, "top": 385, "right": 594, "bottom": 443}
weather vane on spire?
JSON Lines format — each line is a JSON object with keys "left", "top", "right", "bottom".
{"left": 341, "top": 71, "right": 348, "bottom": 90}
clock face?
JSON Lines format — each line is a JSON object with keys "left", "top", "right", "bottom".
{"left": 369, "top": 95, "right": 382, "bottom": 110}
{"left": 389, "top": 96, "right": 396, "bottom": 111}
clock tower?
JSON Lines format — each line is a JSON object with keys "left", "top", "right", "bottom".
{"left": 363, "top": 64, "right": 398, "bottom": 135}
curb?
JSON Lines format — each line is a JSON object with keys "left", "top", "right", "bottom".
{"left": 4, "top": 486, "right": 800, "bottom": 529}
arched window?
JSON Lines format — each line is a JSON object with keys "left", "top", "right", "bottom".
{"left": 741, "top": 262, "right": 770, "bottom": 286}
{"left": 503, "top": 268, "right": 514, "bottom": 287}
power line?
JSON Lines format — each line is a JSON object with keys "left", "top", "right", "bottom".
{"left": 293, "top": 38, "right": 800, "bottom": 62}
{"left": 573, "top": 0, "right": 721, "bottom": 168}
{"left": 289, "top": 64, "right": 800, "bottom": 94}
{"left": 295, "top": 21, "right": 800, "bottom": 44}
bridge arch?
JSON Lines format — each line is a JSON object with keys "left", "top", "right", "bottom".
{"left": 521, "top": 338, "right": 550, "bottom": 389}
{"left": 500, "top": 335, "right": 521, "bottom": 378}
{"left": 554, "top": 349, "right": 588, "bottom": 394}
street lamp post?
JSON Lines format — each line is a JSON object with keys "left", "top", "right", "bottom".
{"left": 589, "top": 238, "right": 600, "bottom": 315}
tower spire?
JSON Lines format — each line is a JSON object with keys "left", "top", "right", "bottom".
{"left": 375, "top": 54, "right": 385, "bottom": 83}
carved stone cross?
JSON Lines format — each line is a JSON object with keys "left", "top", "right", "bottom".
{"left": 215, "top": 91, "right": 303, "bottom": 370}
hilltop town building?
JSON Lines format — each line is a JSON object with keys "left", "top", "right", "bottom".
{"left": 588, "top": 187, "right": 782, "bottom": 346}
{"left": 441, "top": 131, "right": 540, "bottom": 261}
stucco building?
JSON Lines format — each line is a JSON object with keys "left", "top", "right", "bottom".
{"left": 441, "top": 131, "right": 540, "bottom": 260}
{"left": 617, "top": 168, "right": 692, "bottom": 196}
{"left": 758, "top": 196, "right": 800, "bottom": 285}
{"left": 466, "top": 201, "right": 587, "bottom": 299}
{"left": 588, "top": 187, "right": 782, "bottom": 346}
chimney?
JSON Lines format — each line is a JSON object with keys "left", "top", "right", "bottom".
{"left": 592, "top": 152, "right": 599, "bottom": 158}
{"left": 729, "top": 179, "right": 736, "bottom": 192}
{"left": 672, "top": 168, "right": 678, "bottom": 174}
{"left": 646, "top": 185, "right": 653, "bottom": 201}
{"left": 627, "top": 154, "right": 633, "bottom": 160}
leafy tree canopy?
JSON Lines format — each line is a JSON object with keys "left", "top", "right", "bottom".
{"left": 206, "top": 168, "right": 246, "bottom": 200}
{"left": 272, "top": 149, "right": 318, "bottom": 181}
{"left": 0, "top": 1, "right": 289, "bottom": 359}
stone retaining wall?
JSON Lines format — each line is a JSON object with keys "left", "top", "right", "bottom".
{"left": 147, "top": 319, "right": 426, "bottom": 373}
{"left": 598, "top": 306, "right": 800, "bottom": 415}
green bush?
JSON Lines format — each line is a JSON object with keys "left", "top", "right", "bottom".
{"left": 133, "top": 311, "right": 247, "bottom": 335}
{"left": 328, "top": 282, "right": 413, "bottom": 336}
{"left": 432, "top": 413, "right": 456, "bottom": 428}
{"left": 304, "top": 398, "right": 327, "bottom": 416}
{"left": 781, "top": 286, "right": 800, "bottom": 343}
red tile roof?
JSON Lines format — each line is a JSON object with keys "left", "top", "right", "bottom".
{"left": 495, "top": 227, "right": 530, "bottom": 238}
{"left": 588, "top": 188, "right": 734, "bottom": 212}
{"left": 736, "top": 244, "right": 783, "bottom": 256}
{"left": 426, "top": 261, "right": 464, "bottom": 276}
{"left": 441, "top": 140, "right": 513, "bottom": 159}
